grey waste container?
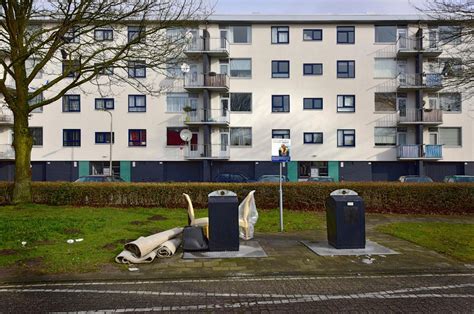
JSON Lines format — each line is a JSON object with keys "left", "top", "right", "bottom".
{"left": 325, "top": 189, "right": 365, "bottom": 249}
{"left": 208, "top": 190, "right": 239, "bottom": 251}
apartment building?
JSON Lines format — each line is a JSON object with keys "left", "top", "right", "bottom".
{"left": 0, "top": 15, "right": 472, "bottom": 182}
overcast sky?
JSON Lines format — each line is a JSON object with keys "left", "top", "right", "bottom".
{"left": 213, "top": 0, "right": 426, "bottom": 15}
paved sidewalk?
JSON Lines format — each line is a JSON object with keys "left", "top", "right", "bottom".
{"left": 0, "top": 215, "right": 472, "bottom": 283}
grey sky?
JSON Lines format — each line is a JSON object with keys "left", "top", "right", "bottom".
{"left": 213, "top": 0, "right": 426, "bottom": 15}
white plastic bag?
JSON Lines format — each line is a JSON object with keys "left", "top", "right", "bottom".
{"left": 238, "top": 190, "right": 258, "bottom": 240}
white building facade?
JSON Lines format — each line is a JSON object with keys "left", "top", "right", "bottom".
{"left": 0, "top": 15, "right": 473, "bottom": 182}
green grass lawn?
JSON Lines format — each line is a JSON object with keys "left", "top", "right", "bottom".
{"left": 377, "top": 222, "right": 474, "bottom": 262}
{"left": 0, "top": 204, "right": 324, "bottom": 274}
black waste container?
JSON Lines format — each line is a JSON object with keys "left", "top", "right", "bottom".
{"left": 208, "top": 190, "right": 239, "bottom": 251}
{"left": 325, "top": 189, "right": 365, "bottom": 249}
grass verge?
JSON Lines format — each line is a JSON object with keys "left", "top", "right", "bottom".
{"left": 377, "top": 222, "right": 474, "bottom": 262}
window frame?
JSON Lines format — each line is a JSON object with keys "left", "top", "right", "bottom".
{"left": 128, "top": 129, "right": 147, "bottom": 147}
{"left": 374, "top": 127, "right": 397, "bottom": 146}
{"left": 230, "top": 93, "right": 252, "bottom": 112}
{"left": 94, "top": 29, "right": 114, "bottom": 41}
{"left": 272, "top": 129, "right": 290, "bottom": 139}
{"left": 337, "top": 129, "right": 356, "bottom": 147}
{"left": 63, "top": 27, "right": 79, "bottom": 43}
{"left": 303, "top": 63, "right": 323, "bottom": 75}
{"left": 29, "top": 127, "right": 43, "bottom": 146}
{"left": 128, "top": 60, "right": 146, "bottom": 78}
{"left": 63, "top": 129, "right": 81, "bottom": 147}
{"left": 337, "top": 26, "right": 355, "bottom": 44}
{"left": 271, "top": 26, "right": 289, "bottom": 44}
{"left": 230, "top": 127, "right": 252, "bottom": 146}
{"left": 95, "top": 132, "right": 115, "bottom": 144}
{"left": 374, "top": 25, "right": 397, "bottom": 43}
{"left": 303, "top": 132, "right": 323, "bottom": 144}
{"left": 439, "top": 127, "right": 462, "bottom": 147}
{"left": 337, "top": 95, "right": 356, "bottom": 113}
{"left": 95, "top": 98, "right": 115, "bottom": 110}
{"left": 271, "top": 60, "right": 290, "bottom": 78}
{"left": 337, "top": 60, "right": 355, "bottom": 78}
{"left": 303, "top": 98, "right": 323, "bottom": 110}
{"left": 303, "top": 29, "right": 322, "bottom": 41}
{"left": 128, "top": 95, "right": 146, "bottom": 112}
{"left": 229, "top": 25, "right": 252, "bottom": 44}
{"left": 272, "top": 95, "right": 290, "bottom": 113}
{"left": 62, "top": 94, "right": 81, "bottom": 112}
{"left": 128, "top": 26, "right": 146, "bottom": 43}
{"left": 62, "top": 59, "right": 80, "bottom": 78}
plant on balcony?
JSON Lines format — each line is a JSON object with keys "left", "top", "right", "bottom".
{"left": 182, "top": 105, "right": 193, "bottom": 122}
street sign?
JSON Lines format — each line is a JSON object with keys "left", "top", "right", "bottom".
{"left": 271, "top": 138, "right": 291, "bottom": 162}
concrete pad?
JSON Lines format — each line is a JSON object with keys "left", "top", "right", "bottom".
{"left": 301, "top": 240, "right": 399, "bottom": 256}
{"left": 182, "top": 240, "right": 267, "bottom": 259}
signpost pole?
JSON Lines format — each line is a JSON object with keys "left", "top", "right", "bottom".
{"left": 279, "top": 162, "right": 284, "bottom": 232}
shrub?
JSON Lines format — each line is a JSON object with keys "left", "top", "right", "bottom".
{"left": 0, "top": 181, "right": 472, "bottom": 215}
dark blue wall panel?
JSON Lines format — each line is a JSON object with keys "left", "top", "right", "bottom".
{"left": 465, "top": 162, "right": 474, "bottom": 175}
{"left": 31, "top": 162, "right": 46, "bottom": 181}
{"left": 0, "top": 162, "right": 14, "bottom": 181}
{"left": 164, "top": 161, "right": 202, "bottom": 182}
{"left": 254, "top": 162, "right": 287, "bottom": 179}
{"left": 45, "top": 161, "right": 78, "bottom": 181}
{"left": 372, "top": 162, "right": 417, "bottom": 181}
{"left": 210, "top": 161, "right": 256, "bottom": 181}
{"left": 340, "top": 161, "right": 372, "bottom": 181}
{"left": 424, "top": 162, "right": 464, "bottom": 182}
{"left": 131, "top": 161, "right": 164, "bottom": 182}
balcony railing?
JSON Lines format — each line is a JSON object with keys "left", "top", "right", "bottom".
{"left": 0, "top": 113, "right": 14, "bottom": 125}
{"left": 398, "top": 108, "right": 443, "bottom": 124}
{"left": 185, "top": 37, "right": 229, "bottom": 56}
{"left": 184, "top": 144, "right": 230, "bottom": 159}
{"left": 397, "top": 144, "right": 443, "bottom": 159}
{"left": 0, "top": 144, "right": 15, "bottom": 160}
{"left": 184, "top": 73, "right": 229, "bottom": 91}
{"left": 183, "top": 109, "right": 230, "bottom": 125}
{"left": 398, "top": 73, "right": 443, "bottom": 90}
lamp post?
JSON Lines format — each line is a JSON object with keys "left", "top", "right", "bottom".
{"left": 101, "top": 109, "right": 113, "bottom": 176}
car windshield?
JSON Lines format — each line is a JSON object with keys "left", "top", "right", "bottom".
{"left": 258, "top": 176, "right": 285, "bottom": 182}
{"left": 454, "top": 177, "right": 474, "bottom": 182}
{"left": 405, "top": 177, "right": 432, "bottom": 182}
{"left": 76, "top": 176, "right": 108, "bottom": 182}
{"left": 309, "top": 177, "right": 333, "bottom": 182}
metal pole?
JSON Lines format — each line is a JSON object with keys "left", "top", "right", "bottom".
{"left": 279, "top": 162, "right": 283, "bottom": 232}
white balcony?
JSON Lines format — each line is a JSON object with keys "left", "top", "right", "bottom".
{"left": 183, "top": 109, "right": 230, "bottom": 126}
{"left": 184, "top": 37, "right": 229, "bottom": 57}
{"left": 184, "top": 73, "right": 229, "bottom": 92}
{"left": 398, "top": 109, "right": 443, "bottom": 125}
{"left": 397, "top": 73, "right": 443, "bottom": 91}
{"left": 0, "top": 112, "right": 14, "bottom": 126}
{"left": 0, "top": 144, "right": 14, "bottom": 160}
{"left": 397, "top": 36, "right": 442, "bottom": 57}
{"left": 184, "top": 144, "right": 230, "bottom": 160}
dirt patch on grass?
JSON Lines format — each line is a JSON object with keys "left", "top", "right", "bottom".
{"left": 63, "top": 228, "right": 82, "bottom": 235}
{"left": 0, "top": 249, "right": 17, "bottom": 256}
{"left": 35, "top": 240, "right": 55, "bottom": 245}
{"left": 20, "top": 257, "right": 44, "bottom": 268}
{"left": 148, "top": 214, "right": 167, "bottom": 221}
{"left": 130, "top": 220, "right": 146, "bottom": 226}
{"left": 102, "top": 238, "right": 134, "bottom": 251}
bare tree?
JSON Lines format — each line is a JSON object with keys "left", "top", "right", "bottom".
{"left": 0, "top": 0, "right": 209, "bottom": 203}
{"left": 415, "top": 0, "right": 473, "bottom": 95}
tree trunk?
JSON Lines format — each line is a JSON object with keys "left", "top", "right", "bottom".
{"left": 12, "top": 112, "right": 33, "bottom": 204}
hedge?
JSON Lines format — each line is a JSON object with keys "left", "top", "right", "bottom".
{"left": 0, "top": 181, "right": 473, "bottom": 214}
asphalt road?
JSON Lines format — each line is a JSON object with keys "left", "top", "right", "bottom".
{"left": 0, "top": 273, "right": 473, "bottom": 313}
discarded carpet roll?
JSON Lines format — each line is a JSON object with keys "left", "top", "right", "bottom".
{"left": 157, "top": 238, "right": 182, "bottom": 258}
{"left": 125, "top": 227, "right": 183, "bottom": 258}
{"left": 115, "top": 249, "right": 157, "bottom": 264}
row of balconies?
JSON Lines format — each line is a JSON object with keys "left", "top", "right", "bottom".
{"left": 182, "top": 109, "right": 230, "bottom": 126}
{"left": 397, "top": 73, "right": 443, "bottom": 91}
{"left": 397, "top": 144, "right": 443, "bottom": 160}
{"left": 397, "top": 35, "right": 443, "bottom": 57}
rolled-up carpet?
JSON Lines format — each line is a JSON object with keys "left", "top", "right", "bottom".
{"left": 115, "top": 249, "right": 157, "bottom": 264}
{"left": 125, "top": 227, "right": 183, "bottom": 258}
{"left": 157, "top": 238, "right": 182, "bottom": 257}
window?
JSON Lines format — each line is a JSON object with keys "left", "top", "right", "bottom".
{"left": 439, "top": 93, "right": 461, "bottom": 112}
{"left": 230, "top": 127, "right": 252, "bottom": 146}
{"left": 128, "top": 60, "right": 146, "bottom": 78}
{"left": 63, "top": 129, "right": 81, "bottom": 147}
{"left": 29, "top": 127, "right": 43, "bottom": 146}
{"left": 272, "top": 95, "right": 290, "bottom": 112}
{"left": 272, "top": 129, "right": 290, "bottom": 139}
{"left": 439, "top": 26, "right": 462, "bottom": 45}
{"left": 95, "top": 98, "right": 114, "bottom": 110}
{"left": 129, "top": 129, "right": 146, "bottom": 146}
{"left": 230, "top": 26, "right": 251, "bottom": 43}
{"left": 271, "top": 26, "right": 289, "bottom": 44}
{"left": 303, "top": 98, "right": 323, "bottom": 110}
{"left": 303, "top": 63, "right": 323, "bottom": 75}
{"left": 230, "top": 58, "right": 251, "bottom": 78}
{"left": 439, "top": 58, "right": 463, "bottom": 77}
{"left": 95, "top": 64, "right": 114, "bottom": 75}
{"left": 439, "top": 127, "right": 461, "bottom": 146}
{"left": 29, "top": 92, "right": 44, "bottom": 113}
{"left": 304, "top": 132, "right": 323, "bottom": 144}
{"left": 128, "top": 26, "right": 145, "bottom": 43}
{"left": 94, "top": 29, "right": 113, "bottom": 41}
{"left": 337, "top": 60, "right": 355, "bottom": 78}
{"left": 62, "top": 60, "right": 80, "bottom": 78}
{"left": 337, "top": 129, "right": 355, "bottom": 147}
{"left": 95, "top": 132, "right": 114, "bottom": 144}
{"left": 374, "top": 93, "right": 396, "bottom": 111}
{"left": 272, "top": 60, "right": 289, "bottom": 78}
{"left": 128, "top": 95, "right": 146, "bottom": 112}
{"left": 374, "top": 58, "right": 396, "bottom": 78}
{"left": 166, "top": 93, "right": 198, "bottom": 112}
{"left": 230, "top": 93, "right": 252, "bottom": 111}
{"left": 374, "top": 127, "right": 397, "bottom": 146}
{"left": 303, "top": 29, "right": 322, "bottom": 41}
{"left": 166, "top": 28, "right": 186, "bottom": 40}
{"left": 62, "top": 95, "right": 80, "bottom": 112}
{"left": 166, "top": 64, "right": 181, "bottom": 78}
{"left": 166, "top": 127, "right": 198, "bottom": 146}
{"left": 374, "top": 25, "right": 397, "bottom": 43}
{"left": 337, "top": 26, "right": 354, "bottom": 44}
{"left": 337, "top": 95, "right": 355, "bottom": 112}
{"left": 63, "top": 27, "right": 79, "bottom": 43}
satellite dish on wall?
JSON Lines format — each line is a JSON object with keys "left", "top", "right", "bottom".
{"left": 181, "top": 63, "right": 190, "bottom": 73}
{"left": 180, "top": 129, "right": 193, "bottom": 142}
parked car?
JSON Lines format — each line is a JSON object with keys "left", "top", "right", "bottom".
{"left": 214, "top": 173, "right": 252, "bottom": 183}
{"left": 443, "top": 175, "right": 474, "bottom": 183}
{"left": 74, "top": 175, "right": 125, "bottom": 183}
{"left": 257, "top": 175, "right": 289, "bottom": 182}
{"left": 398, "top": 175, "right": 433, "bottom": 183}
{"left": 307, "top": 176, "right": 335, "bottom": 182}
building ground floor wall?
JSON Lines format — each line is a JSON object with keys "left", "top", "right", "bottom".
{"left": 1, "top": 160, "right": 473, "bottom": 182}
